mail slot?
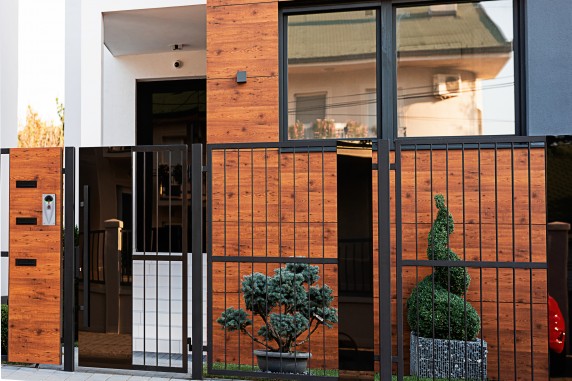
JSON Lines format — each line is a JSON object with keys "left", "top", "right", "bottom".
{"left": 15, "top": 258, "right": 37, "bottom": 267}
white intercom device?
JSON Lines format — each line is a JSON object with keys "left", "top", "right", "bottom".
{"left": 42, "top": 194, "right": 56, "bottom": 225}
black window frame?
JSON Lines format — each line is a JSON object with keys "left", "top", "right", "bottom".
{"left": 279, "top": 0, "right": 527, "bottom": 142}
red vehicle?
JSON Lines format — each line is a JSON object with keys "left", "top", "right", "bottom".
{"left": 549, "top": 295, "right": 566, "bottom": 354}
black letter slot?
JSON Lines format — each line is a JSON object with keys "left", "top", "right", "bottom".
{"left": 16, "top": 180, "right": 38, "bottom": 188}
{"left": 15, "top": 258, "right": 36, "bottom": 267}
{"left": 16, "top": 217, "right": 37, "bottom": 225}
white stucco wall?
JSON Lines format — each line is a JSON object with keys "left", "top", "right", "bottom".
{"left": 102, "top": 49, "right": 206, "bottom": 146}
{"left": 0, "top": 1, "right": 18, "bottom": 304}
{"left": 68, "top": 0, "right": 205, "bottom": 148}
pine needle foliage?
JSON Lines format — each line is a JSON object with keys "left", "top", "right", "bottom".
{"left": 217, "top": 263, "right": 338, "bottom": 353}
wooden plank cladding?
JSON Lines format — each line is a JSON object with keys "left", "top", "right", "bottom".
{"left": 372, "top": 145, "right": 548, "bottom": 380}
{"left": 206, "top": 1, "right": 280, "bottom": 143}
{"left": 210, "top": 147, "right": 339, "bottom": 370}
{"left": 8, "top": 148, "right": 63, "bottom": 365}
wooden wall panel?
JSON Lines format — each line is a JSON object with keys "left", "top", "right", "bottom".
{"left": 373, "top": 146, "right": 547, "bottom": 380}
{"left": 211, "top": 149, "right": 338, "bottom": 369}
{"left": 206, "top": 1, "right": 280, "bottom": 143}
{"left": 207, "top": 77, "right": 279, "bottom": 143}
{"left": 8, "top": 148, "right": 63, "bottom": 365}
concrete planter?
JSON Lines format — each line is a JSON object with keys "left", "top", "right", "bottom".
{"left": 253, "top": 350, "right": 311, "bottom": 374}
{"left": 410, "top": 332, "right": 487, "bottom": 380}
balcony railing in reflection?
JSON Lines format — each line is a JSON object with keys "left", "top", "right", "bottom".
{"left": 339, "top": 238, "right": 373, "bottom": 296}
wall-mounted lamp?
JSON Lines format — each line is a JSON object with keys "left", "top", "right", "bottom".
{"left": 236, "top": 71, "right": 247, "bottom": 84}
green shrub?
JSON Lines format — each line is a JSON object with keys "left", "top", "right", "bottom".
{"left": 1, "top": 304, "right": 7, "bottom": 356}
{"left": 407, "top": 194, "right": 481, "bottom": 341}
{"left": 217, "top": 263, "right": 338, "bottom": 353}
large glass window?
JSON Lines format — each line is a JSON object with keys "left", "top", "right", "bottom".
{"left": 286, "top": 10, "right": 378, "bottom": 140}
{"left": 396, "top": 0, "right": 515, "bottom": 137}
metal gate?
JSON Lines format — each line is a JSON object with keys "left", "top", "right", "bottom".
{"left": 205, "top": 141, "right": 340, "bottom": 380}
{"left": 76, "top": 145, "right": 190, "bottom": 373}
{"left": 391, "top": 136, "right": 548, "bottom": 381}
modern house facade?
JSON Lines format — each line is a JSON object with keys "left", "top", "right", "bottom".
{"left": 1, "top": 0, "right": 572, "bottom": 380}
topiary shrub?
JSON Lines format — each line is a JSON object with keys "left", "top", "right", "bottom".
{"left": 407, "top": 194, "right": 480, "bottom": 341}
{"left": 1, "top": 304, "right": 7, "bottom": 356}
{"left": 217, "top": 263, "right": 338, "bottom": 353}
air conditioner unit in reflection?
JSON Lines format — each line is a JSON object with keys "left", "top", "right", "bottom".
{"left": 433, "top": 74, "right": 462, "bottom": 99}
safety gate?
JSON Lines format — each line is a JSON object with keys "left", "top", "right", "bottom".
{"left": 77, "top": 145, "right": 189, "bottom": 373}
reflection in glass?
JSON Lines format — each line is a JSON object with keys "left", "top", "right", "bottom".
{"left": 287, "top": 10, "right": 377, "bottom": 140}
{"left": 396, "top": 1, "right": 514, "bottom": 137}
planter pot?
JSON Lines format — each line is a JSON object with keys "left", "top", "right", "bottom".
{"left": 253, "top": 350, "right": 311, "bottom": 374}
{"left": 410, "top": 332, "right": 487, "bottom": 380}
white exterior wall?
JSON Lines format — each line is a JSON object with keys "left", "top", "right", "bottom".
{"left": 66, "top": 0, "right": 208, "bottom": 353}
{"left": 68, "top": 0, "right": 205, "bottom": 147}
{"left": 102, "top": 49, "right": 206, "bottom": 146}
{"left": 0, "top": 1, "right": 18, "bottom": 305}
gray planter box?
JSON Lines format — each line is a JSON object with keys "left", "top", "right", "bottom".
{"left": 410, "top": 332, "right": 487, "bottom": 380}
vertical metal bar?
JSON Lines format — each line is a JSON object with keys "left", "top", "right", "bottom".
{"left": 414, "top": 146, "right": 420, "bottom": 377}
{"left": 379, "top": 139, "right": 392, "bottom": 380}
{"left": 192, "top": 144, "right": 204, "bottom": 379}
{"left": 494, "top": 143, "right": 500, "bottom": 381}
{"left": 182, "top": 148, "right": 189, "bottom": 373}
{"left": 478, "top": 143, "right": 484, "bottom": 380}
{"left": 143, "top": 152, "right": 147, "bottom": 365}
{"left": 83, "top": 184, "right": 90, "bottom": 327}
{"left": 223, "top": 149, "right": 227, "bottom": 369}
{"left": 250, "top": 148, "right": 254, "bottom": 371}
{"left": 527, "top": 142, "right": 534, "bottom": 379}
{"left": 63, "top": 147, "right": 75, "bottom": 372}
{"left": 207, "top": 146, "right": 214, "bottom": 374}
{"left": 155, "top": 152, "right": 159, "bottom": 367}
{"left": 237, "top": 149, "right": 241, "bottom": 366}
{"left": 169, "top": 150, "right": 172, "bottom": 367}
{"left": 511, "top": 143, "right": 517, "bottom": 379}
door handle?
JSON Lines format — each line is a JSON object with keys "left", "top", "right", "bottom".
{"left": 83, "top": 185, "right": 90, "bottom": 327}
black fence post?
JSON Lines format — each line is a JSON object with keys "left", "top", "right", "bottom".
{"left": 63, "top": 147, "right": 76, "bottom": 372}
{"left": 192, "top": 143, "right": 204, "bottom": 379}
{"left": 378, "top": 140, "right": 392, "bottom": 381}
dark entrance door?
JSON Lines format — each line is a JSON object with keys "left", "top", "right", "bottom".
{"left": 77, "top": 145, "right": 189, "bottom": 372}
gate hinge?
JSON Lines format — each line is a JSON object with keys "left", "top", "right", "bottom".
{"left": 202, "top": 165, "right": 208, "bottom": 173}
{"left": 390, "top": 163, "right": 396, "bottom": 170}
{"left": 372, "top": 164, "right": 378, "bottom": 171}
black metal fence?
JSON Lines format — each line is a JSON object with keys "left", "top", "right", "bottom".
{"left": 392, "top": 136, "right": 548, "bottom": 381}
{"left": 206, "top": 141, "right": 340, "bottom": 380}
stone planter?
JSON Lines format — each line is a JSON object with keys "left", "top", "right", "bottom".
{"left": 253, "top": 350, "right": 311, "bottom": 374}
{"left": 410, "top": 332, "right": 487, "bottom": 380}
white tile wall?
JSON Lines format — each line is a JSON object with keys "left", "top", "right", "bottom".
{"left": 132, "top": 253, "right": 208, "bottom": 354}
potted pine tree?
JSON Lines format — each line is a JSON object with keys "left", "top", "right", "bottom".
{"left": 407, "top": 194, "right": 487, "bottom": 379}
{"left": 217, "top": 263, "right": 338, "bottom": 374}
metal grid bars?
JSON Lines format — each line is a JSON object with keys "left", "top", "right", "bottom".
{"left": 393, "top": 136, "right": 548, "bottom": 381}
{"left": 132, "top": 145, "right": 189, "bottom": 373}
{"left": 207, "top": 141, "right": 339, "bottom": 380}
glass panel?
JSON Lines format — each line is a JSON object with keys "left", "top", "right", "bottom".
{"left": 78, "top": 147, "right": 133, "bottom": 369}
{"left": 396, "top": 0, "right": 515, "bottom": 137}
{"left": 287, "top": 10, "right": 377, "bottom": 140}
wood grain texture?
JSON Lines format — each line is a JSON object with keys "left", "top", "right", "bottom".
{"left": 8, "top": 147, "right": 63, "bottom": 365}
{"left": 372, "top": 147, "right": 547, "bottom": 380}
{"left": 207, "top": 2, "right": 278, "bottom": 79}
{"left": 207, "top": 77, "right": 279, "bottom": 143}
{"left": 210, "top": 149, "right": 338, "bottom": 368}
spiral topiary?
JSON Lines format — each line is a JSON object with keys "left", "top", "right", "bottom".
{"left": 407, "top": 194, "right": 481, "bottom": 341}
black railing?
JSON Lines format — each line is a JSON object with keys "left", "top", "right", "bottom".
{"left": 78, "top": 230, "right": 105, "bottom": 282}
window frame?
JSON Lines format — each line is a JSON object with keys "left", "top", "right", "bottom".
{"left": 279, "top": 0, "right": 526, "bottom": 142}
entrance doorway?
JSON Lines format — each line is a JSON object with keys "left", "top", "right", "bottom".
{"left": 337, "top": 142, "right": 374, "bottom": 379}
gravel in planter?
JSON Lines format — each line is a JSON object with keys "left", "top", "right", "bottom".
{"left": 410, "top": 332, "right": 487, "bottom": 380}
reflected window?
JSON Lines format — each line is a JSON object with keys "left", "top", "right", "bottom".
{"left": 286, "top": 10, "right": 377, "bottom": 140}
{"left": 396, "top": 0, "right": 515, "bottom": 137}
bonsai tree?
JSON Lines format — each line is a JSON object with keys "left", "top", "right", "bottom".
{"left": 217, "top": 263, "right": 338, "bottom": 353}
{"left": 407, "top": 194, "right": 480, "bottom": 341}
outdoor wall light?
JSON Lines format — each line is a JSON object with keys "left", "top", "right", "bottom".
{"left": 236, "top": 71, "right": 247, "bottom": 84}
